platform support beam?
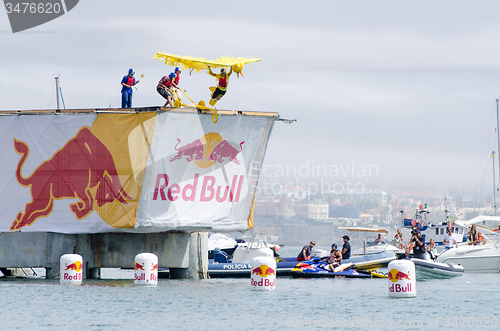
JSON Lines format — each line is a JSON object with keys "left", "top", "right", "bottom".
{"left": 0, "top": 232, "right": 208, "bottom": 279}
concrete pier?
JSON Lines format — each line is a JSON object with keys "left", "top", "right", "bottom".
{"left": 0, "top": 232, "right": 208, "bottom": 279}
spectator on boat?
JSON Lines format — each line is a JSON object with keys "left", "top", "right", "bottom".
{"left": 392, "top": 233, "right": 399, "bottom": 247}
{"left": 157, "top": 72, "right": 179, "bottom": 107}
{"left": 341, "top": 235, "right": 351, "bottom": 259}
{"left": 297, "top": 241, "right": 315, "bottom": 261}
{"left": 374, "top": 233, "right": 383, "bottom": 245}
{"left": 427, "top": 238, "right": 438, "bottom": 259}
{"left": 397, "top": 229, "right": 403, "bottom": 240}
{"left": 468, "top": 224, "right": 478, "bottom": 245}
{"left": 443, "top": 229, "right": 457, "bottom": 250}
{"left": 475, "top": 232, "right": 485, "bottom": 245}
{"left": 326, "top": 243, "right": 342, "bottom": 272}
{"left": 121, "top": 68, "right": 140, "bottom": 108}
{"left": 398, "top": 248, "right": 412, "bottom": 260}
{"left": 393, "top": 233, "right": 405, "bottom": 249}
{"left": 208, "top": 66, "right": 232, "bottom": 106}
{"left": 270, "top": 244, "right": 282, "bottom": 260}
{"left": 410, "top": 229, "right": 426, "bottom": 259}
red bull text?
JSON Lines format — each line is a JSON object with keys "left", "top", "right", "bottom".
{"left": 134, "top": 273, "right": 157, "bottom": 282}
{"left": 389, "top": 283, "right": 413, "bottom": 293}
{"left": 63, "top": 273, "right": 83, "bottom": 281}
{"left": 251, "top": 278, "right": 276, "bottom": 287}
{"left": 153, "top": 174, "right": 244, "bottom": 203}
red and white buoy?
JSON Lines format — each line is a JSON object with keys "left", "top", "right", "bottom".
{"left": 134, "top": 253, "right": 158, "bottom": 285}
{"left": 388, "top": 260, "right": 416, "bottom": 298}
{"left": 250, "top": 256, "right": 276, "bottom": 291}
{"left": 60, "top": 254, "right": 83, "bottom": 284}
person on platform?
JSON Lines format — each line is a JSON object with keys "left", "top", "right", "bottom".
{"left": 172, "top": 67, "right": 183, "bottom": 101}
{"left": 410, "top": 229, "right": 426, "bottom": 259}
{"left": 341, "top": 235, "right": 351, "bottom": 260}
{"left": 121, "top": 68, "right": 140, "bottom": 108}
{"left": 443, "top": 229, "right": 457, "bottom": 250}
{"left": 157, "top": 72, "right": 179, "bottom": 107}
{"left": 208, "top": 65, "right": 232, "bottom": 106}
{"left": 297, "top": 241, "right": 315, "bottom": 261}
{"left": 326, "top": 243, "right": 342, "bottom": 272}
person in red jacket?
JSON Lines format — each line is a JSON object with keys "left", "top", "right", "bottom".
{"left": 208, "top": 66, "right": 232, "bottom": 106}
{"left": 157, "top": 73, "right": 178, "bottom": 107}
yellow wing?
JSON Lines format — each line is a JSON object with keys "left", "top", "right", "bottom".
{"left": 153, "top": 52, "right": 261, "bottom": 74}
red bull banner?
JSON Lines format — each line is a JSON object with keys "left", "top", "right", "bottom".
{"left": 0, "top": 111, "right": 274, "bottom": 233}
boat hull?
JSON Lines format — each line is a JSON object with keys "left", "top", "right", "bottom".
{"left": 436, "top": 245, "right": 500, "bottom": 273}
{"left": 344, "top": 251, "right": 396, "bottom": 270}
{"left": 207, "top": 260, "right": 298, "bottom": 278}
{"left": 411, "top": 258, "right": 464, "bottom": 280}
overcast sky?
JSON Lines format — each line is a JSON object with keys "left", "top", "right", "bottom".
{"left": 2, "top": 0, "right": 500, "bottom": 198}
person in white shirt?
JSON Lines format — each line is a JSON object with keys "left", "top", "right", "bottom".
{"left": 443, "top": 229, "right": 456, "bottom": 250}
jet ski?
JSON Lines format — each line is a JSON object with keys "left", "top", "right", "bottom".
{"left": 290, "top": 260, "right": 372, "bottom": 279}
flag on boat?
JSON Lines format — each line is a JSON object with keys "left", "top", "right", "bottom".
{"left": 418, "top": 203, "right": 427, "bottom": 210}
{"left": 448, "top": 215, "right": 456, "bottom": 230}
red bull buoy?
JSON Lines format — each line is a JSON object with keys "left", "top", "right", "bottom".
{"left": 387, "top": 260, "right": 416, "bottom": 298}
{"left": 60, "top": 254, "right": 83, "bottom": 284}
{"left": 134, "top": 253, "right": 158, "bottom": 286}
{"left": 251, "top": 257, "right": 276, "bottom": 291}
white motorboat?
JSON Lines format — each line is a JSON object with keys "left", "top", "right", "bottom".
{"left": 435, "top": 215, "right": 500, "bottom": 273}
{"left": 207, "top": 232, "right": 238, "bottom": 259}
{"left": 436, "top": 242, "right": 500, "bottom": 273}
{"left": 410, "top": 257, "right": 464, "bottom": 280}
{"left": 338, "top": 226, "right": 403, "bottom": 255}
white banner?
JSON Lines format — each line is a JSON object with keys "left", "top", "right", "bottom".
{"left": 137, "top": 112, "right": 274, "bottom": 232}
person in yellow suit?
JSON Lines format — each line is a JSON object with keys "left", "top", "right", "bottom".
{"left": 208, "top": 65, "right": 232, "bottom": 106}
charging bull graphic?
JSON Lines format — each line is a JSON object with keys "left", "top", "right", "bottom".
{"left": 169, "top": 138, "right": 205, "bottom": 162}
{"left": 10, "top": 127, "right": 132, "bottom": 231}
{"left": 169, "top": 133, "right": 244, "bottom": 167}
{"left": 207, "top": 140, "right": 244, "bottom": 165}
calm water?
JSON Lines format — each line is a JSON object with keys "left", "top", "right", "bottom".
{"left": 1, "top": 247, "right": 499, "bottom": 330}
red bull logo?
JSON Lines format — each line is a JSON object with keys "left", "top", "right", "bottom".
{"left": 169, "top": 132, "right": 244, "bottom": 168}
{"left": 388, "top": 269, "right": 410, "bottom": 282}
{"left": 64, "top": 261, "right": 82, "bottom": 272}
{"left": 151, "top": 263, "right": 158, "bottom": 271}
{"left": 388, "top": 268, "right": 413, "bottom": 293}
{"left": 10, "top": 126, "right": 132, "bottom": 231}
{"left": 134, "top": 261, "right": 145, "bottom": 272}
{"left": 251, "top": 265, "right": 275, "bottom": 278}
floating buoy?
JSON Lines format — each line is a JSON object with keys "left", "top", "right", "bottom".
{"left": 388, "top": 260, "right": 416, "bottom": 298}
{"left": 251, "top": 257, "right": 276, "bottom": 291}
{"left": 134, "top": 253, "right": 158, "bottom": 285}
{"left": 60, "top": 254, "right": 83, "bottom": 284}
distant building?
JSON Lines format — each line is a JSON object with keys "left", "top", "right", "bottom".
{"left": 282, "top": 185, "right": 309, "bottom": 200}
{"left": 329, "top": 203, "right": 360, "bottom": 219}
{"left": 294, "top": 200, "right": 329, "bottom": 219}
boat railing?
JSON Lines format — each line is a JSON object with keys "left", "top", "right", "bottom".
{"left": 244, "top": 233, "right": 268, "bottom": 251}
